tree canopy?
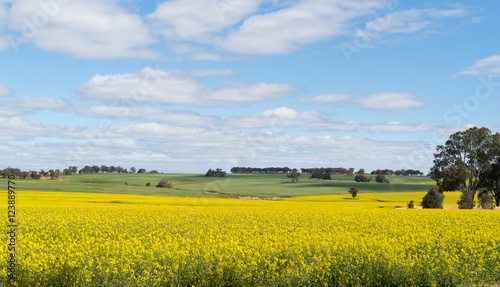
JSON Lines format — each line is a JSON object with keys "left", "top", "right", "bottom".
{"left": 430, "top": 127, "right": 500, "bottom": 205}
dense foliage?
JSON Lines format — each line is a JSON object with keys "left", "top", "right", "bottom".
{"left": 156, "top": 179, "right": 173, "bottom": 188}
{"left": 348, "top": 187, "right": 359, "bottom": 198}
{"left": 354, "top": 174, "right": 371, "bottom": 183}
{"left": 421, "top": 186, "right": 444, "bottom": 209}
{"left": 375, "top": 174, "right": 390, "bottom": 184}
{"left": 430, "top": 127, "right": 500, "bottom": 207}
{"left": 205, "top": 168, "right": 227, "bottom": 177}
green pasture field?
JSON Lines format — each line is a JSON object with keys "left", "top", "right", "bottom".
{"left": 0, "top": 173, "right": 435, "bottom": 197}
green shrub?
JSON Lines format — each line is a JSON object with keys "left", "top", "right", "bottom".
{"left": 375, "top": 174, "right": 390, "bottom": 184}
{"left": 407, "top": 200, "right": 415, "bottom": 209}
{"left": 348, "top": 187, "right": 359, "bottom": 199}
{"left": 354, "top": 174, "right": 371, "bottom": 183}
{"left": 156, "top": 179, "right": 173, "bottom": 188}
{"left": 146, "top": 182, "right": 151, "bottom": 187}
{"left": 477, "top": 190, "right": 495, "bottom": 210}
{"left": 421, "top": 186, "right": 444, "bottom": 209}
{"left": 458, "top": 191, "right": 475, "bottom": 209}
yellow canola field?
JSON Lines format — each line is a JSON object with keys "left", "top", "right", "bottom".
{"left": 1, "top": 191, "right": 499, "bottom": 286}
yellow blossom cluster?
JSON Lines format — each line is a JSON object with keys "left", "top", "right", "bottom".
{"left": 1, "top": 191, "right": 499, "bottom": 286}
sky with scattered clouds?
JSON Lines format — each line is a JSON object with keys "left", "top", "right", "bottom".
{"left": 1, "top": 0, "right": 499, "bottom": 173}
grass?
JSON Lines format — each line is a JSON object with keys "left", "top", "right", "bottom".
{"left": 0, "top": 173, "right": 436, "bottom": 198}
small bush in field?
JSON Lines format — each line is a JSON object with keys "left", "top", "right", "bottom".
{"left": 348, "top": 187, "right": 359, "bottom": 199}
{"left": 421, "top": 186, "right": 444, "bottom": 209}
{"left": 156, "top": 179, "right": 173, "bottom": 188}
{"left": 458, "top": 191, "right": 475, "bottom": 209}
{"left": 146, "top": 182, "right": 151, "bottom": 187}
{"left": 407, "top": 200, "right": 415, "bottom": 209}
{"left": 477, "top": 190, "right": 495, "bottom": 210}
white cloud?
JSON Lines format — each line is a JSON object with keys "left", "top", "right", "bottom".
{"left": 77, "top": 68, "right": 296, "bottom": 106}
{"left": 364, "top": 7, "right": 468, "bottom": 35}
{"left": 149, "top": 0, "right": 262, "bottom": 43}
{"left": 0, "top": 116, "right": 82, "bottom": 140}
{"left": 363, "top": 122, "right": 437, "bottom": 133}
{"left": 77, "top": 68, "right": 202, "bottom": 105}
{"left": 148, "top": 0, "right": 262, "bottom": 59}
{"left": 95, "top": 122, "right": 425, "bottom": 171}
{"left": 0, "top": 108, "right": 24, "bottom": 117}
{"left": 3, "top": 95, "right": 72, "bottom": 109}
{"left": 148, "top": 0, "right": 389, "bottom": 56}
{"left": 0, "top": 116, "right": 434, "bottom": 173}
{"left": 355, "top": 92, "right": 426, "bottom": 110}
{"left": 216, "top": 0, "right": 386, "bottom": 55}
{"left": 220, "top": 107, "right": 321, "bottom": 129}
{"left": 8, "top": 0, "right": 157, "bottom": 59}
{"left": 0, "top": 84, "right": 12, "bottom": 97}
{"left": 454, "top": 55, "right": 500, "bottom": 77}
{"left": 219, "top": 107, "right": 360, "bottom": 132}
{"left": 75, "top": 105, "right": 217, "bottom": 126}
{"left": 0, "top": 1, "right": 8, "bottom": 51}
{"left": 299, "top": 94, "right": 355, "bottom": 104}
{"left": 0, "top": 36, "right": 7, "bottom": 51}
{"left": 206, "top": 82, "right": 296, "bottom": 105}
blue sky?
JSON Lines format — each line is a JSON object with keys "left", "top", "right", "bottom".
{"left": 1, "top": 0, "right": 499, "bottom": 173}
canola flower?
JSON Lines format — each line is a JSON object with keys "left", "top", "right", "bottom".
{"left": 0, "top": 191, "right": 499, "bottom": 286}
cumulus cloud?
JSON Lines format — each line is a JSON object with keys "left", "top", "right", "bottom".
{"left": 219, "top": 107, "right": 360, "bottom": 132}
{"left": 454, "top": 55, "right": 500, "bottom": 77}
{"left": 363, "top": 7, "right": 467, "bottom": 35}
{"left": 0, "top": 36, "right": 7, "bottom": 51}
{"left": 0, "top": 108, "right": 24, "bottom": 117}
{"left": 7, "top": 0, "right": 157, "bottom": 59}
{"left": 0, "top": 84, "right": 12, "bottom": 97}
{"left": 1, "top": 95, "right": 72, "bottom": 109}
{"left": 0, "top": 1, "right": 8, "bottom": 51}
{"left": 216, "top": 0, "right": 386, "bottom": 55}
{"left": 148, "top": 0, "right": 389, "bottom": 56}
{"left": 148, "top": 0, "right": 262, "bottom": 59}
{"left": 299, "top": 94, "right": 355, "bottom": 104}
{"left": 0, "top": 116, "right": 80, "bottom": 140}
{"left": 0, "top": 114, "right": 434, "bottom": 172}
{"left": 363, "top": 122, "right": 437, "bottom": 133}
{"left": 148, "top": 0, "right": 262, "bottom": 43}
{"left": 75, "top": 105, "right": 217, "bottom": 126}
{"left": 76, "top": 68, "right": 296, "bottom": 106}
{"left": 220, "top": 107, "right": 322, "bottom": 129}
{"left": 355, "top": 92, "right": 426, "bottom": 110}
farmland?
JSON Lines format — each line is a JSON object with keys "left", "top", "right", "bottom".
{"left": 1, "top": 174, "right": 499, "bottom": 286}
{"left": 1, "top": 173, "right": 434, "bottom": 197}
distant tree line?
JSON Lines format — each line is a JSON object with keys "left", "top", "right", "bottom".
{"left": 231, "top": 166, "right": 423, "bottom": 177}
{"left": 0, "top": 167, "right": 61, "bottom": 180}
{"left": 370, "top": 169, "right": 424, "bottom": 176}
{"left": 230, "top": 167, "right": 294, "bottom": 174}
{"left": 205, "top": 168, "right": 227, "bottom": 177}
{"left": 78, "top": 165, "right": 131, "bottom": 174}
{"left": 302, "top": 167, "right": 355, "bottom": 176}
{"left": 0, "top": 165, "right": 157, "bottom": 179}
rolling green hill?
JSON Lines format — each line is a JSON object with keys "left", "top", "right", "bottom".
{"left": 1, "top": 173, "right": 435, "bottom": 197}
